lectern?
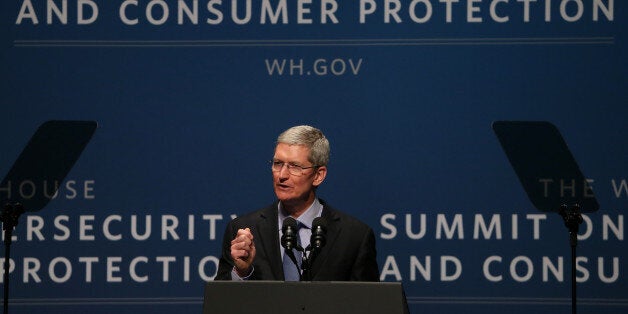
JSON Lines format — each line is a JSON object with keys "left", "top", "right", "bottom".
{"left": 203, "top": 281, "right": 409, "bottom": 314}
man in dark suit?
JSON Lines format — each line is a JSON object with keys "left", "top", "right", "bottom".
{"left": 215, "top": 125, "right": 379, "bottom": 281}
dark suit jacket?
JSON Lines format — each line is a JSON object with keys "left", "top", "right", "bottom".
{"left": 215, "top": 200, "right": 379, "bottom": 281}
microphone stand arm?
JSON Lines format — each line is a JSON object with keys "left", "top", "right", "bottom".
{"left": 301, "top": 246, "right": 323, "bottom": 282}
{"left": 301, "top": 246, "right": 312, "bottom": 281}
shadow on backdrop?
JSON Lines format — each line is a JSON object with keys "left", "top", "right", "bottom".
{"left": 492, "top": 120, "right": 599, "bottom": 314}
{"left": 0, "top": 120, "right": 97, "bottom": 314}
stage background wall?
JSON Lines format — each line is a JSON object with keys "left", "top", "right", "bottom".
{"left": 1, "top": 1, "right": 626, "bottom": 313}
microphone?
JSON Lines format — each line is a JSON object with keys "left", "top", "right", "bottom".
{"left": 281, "top": 217, "right": 298, "bottom": 250}
{"left": 300, "top": 217, "right": 327, "bottom": 281}
{"left": 310, "top": 217, "right": 327, "bottom": 250}
{"left": 281, "top": 217, "right": 303, "bottom": 281}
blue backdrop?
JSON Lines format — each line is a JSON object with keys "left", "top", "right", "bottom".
{"left": 1, "top": 1, "right": 626, "bottom": 313}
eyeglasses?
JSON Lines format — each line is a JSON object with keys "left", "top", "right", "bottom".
{"left": 270, "top": 161, "right": 318, "bottom": 176}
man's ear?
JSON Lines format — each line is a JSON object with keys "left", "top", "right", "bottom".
{"left": 312, "top": 166, "right": 327, "bottom": 187}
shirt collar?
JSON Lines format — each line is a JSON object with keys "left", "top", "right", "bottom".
{"left": 278, "top": 198, "right": 323, "bottom": 229}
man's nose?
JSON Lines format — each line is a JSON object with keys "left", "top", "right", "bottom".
{"left": 278, "top": 164, "right": 291, "bottom": 178}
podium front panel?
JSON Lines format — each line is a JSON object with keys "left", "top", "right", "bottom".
{"left": 203, "top": 281, "right": 409, "bottom": 314}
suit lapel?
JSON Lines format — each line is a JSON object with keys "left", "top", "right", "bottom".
{"left": 310, "top": 204, "right": 341, "bottom": 279}
{"left": 255, "top": 204, "right": 284, "bottom": 280}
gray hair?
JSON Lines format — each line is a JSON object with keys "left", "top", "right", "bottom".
{"left": 277, "top": 125, "right": 330, "bottom": 167}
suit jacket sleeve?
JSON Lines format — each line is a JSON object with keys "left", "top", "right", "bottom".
{"left": 350, "top": 226, "right": 380, "bottom": 281}
{"left": 215, "top": 219, "right": 236, "bottom": 280}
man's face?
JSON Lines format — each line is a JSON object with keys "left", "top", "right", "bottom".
{"left": 272, "top": 143, "right": 326, "bottom": 210}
